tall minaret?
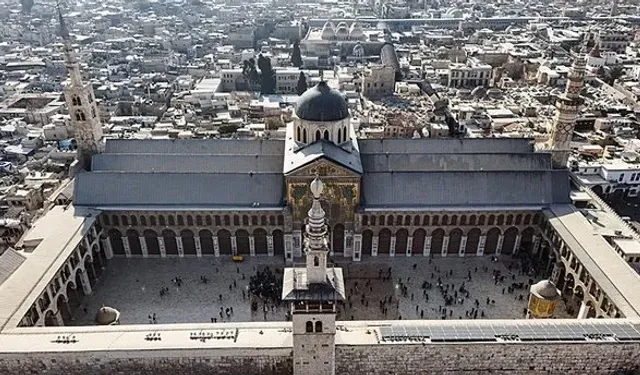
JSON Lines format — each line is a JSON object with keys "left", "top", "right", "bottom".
{"left": 305, "top": 177, "right": 330, "bottom": 284}
{"left": 57, "top": 4, "right": 103, "bottom": 171}
{"left": 548, "top": 46, "right": 586, "bottom": 168}
{"left": 282, "top": 177, "right": 345, "bottom": 375}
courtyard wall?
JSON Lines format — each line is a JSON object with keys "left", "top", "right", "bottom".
{"left": 336, "top": 342, "right": 640, "bottom": 375}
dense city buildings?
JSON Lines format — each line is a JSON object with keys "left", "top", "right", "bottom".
{"left": 0, "top": 0, "right": 640, "bottom": 374}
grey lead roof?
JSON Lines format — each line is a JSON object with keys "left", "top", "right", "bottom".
{"left": 104, "top": 139, "right": 285, "bottom": 155}
{"left": 92, "top": 154, "right": 283, "bottom": 173}
{"left": 0, "top": 249, "right": 25, "bottom": 287}
{"left": 74, "top": 172, "right": 284, "bottom": 208}
{"left": 284, "top": 140, "right": 363, "bottom": 175}
{"left": 358, "top": 138, "right": 535, "bottom": 155}
{"left": 361, "top": 170, "right": 570, "bottom": 208}
{"left": 361, "top": 152, "right": 551, "bottom": 172}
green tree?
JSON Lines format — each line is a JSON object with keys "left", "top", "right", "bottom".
{"left": 242, "top": 58, "right": 260, "bottom": 86}
{"left": 265, "top": 117, "right": 283, "bottom": 130}
{"left": 257, "top": 54, "right": 276, "bottom": 95}
{"left": 606, "top": 65, "right": 625, "bottom": 85}
{"left": 296, "top": 72, "right": 308, "bottom": 95}
{"left": 218, "top": 124, "right": 239, "bottom": 135}
{"left": 291, "top": 41, "right": 303, "bottom": 67}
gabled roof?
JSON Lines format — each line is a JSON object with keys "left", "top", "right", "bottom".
{"left": 0, "top": 249, "right": 25, "bottom": 287}
{"left": 284, "top": 140, "right": 363, "bottom": 175}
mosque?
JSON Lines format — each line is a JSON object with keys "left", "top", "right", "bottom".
{"left": 0, "top": 11, "right": 639, "bottom": 375}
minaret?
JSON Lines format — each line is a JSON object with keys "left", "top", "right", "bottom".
{"left": 548, "top": 46, "right": 586, "bottom": 168}
{"left": 305, "top": 177, "right": 330, "bottom": 283}
{"left": 57, "top": 4, "right": 103, "bottom": 171}
{"left": 282, "top": 177, "right": 345, "bottom": 375}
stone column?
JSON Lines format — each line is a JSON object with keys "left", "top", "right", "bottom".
{"left": 424, "top": 236, "right": 431, "bottom": 256}
{"left": 194, "top": 236, "right": 202, "bottom": 257}
{"left": 406, "top": 236, "right": 413, "bottom": 257}
{"left": 267, "top": 235, "right": 274, "bottom": 256}
{"left": 477, "top": 235, "right": 486, "bottom": 256}
{"left": 496, "top": 234, "right": 504, "bottom": 255}
{"left": 121, "top": 236, "right": 131, "bottom": 257}
{"left": 513, "top": 234, "right": 522, "bottom": 254}
{"left": 176, "top": 237, "right": 184, "bottom": 257}
{"left": 231, "top": 236, "right": 237, "bottom": 255}
{"left": 158, "top": 237, "right": 166, "bottom": 258}
{"left": 442, "top": 236, "right": 449, "bottom": 257}
{"left": 532, "top": 235, "right": 541, "bottom": 255}
{"left": 372, "top": 236, "right": 379, "bottom": 257}
{"left": 139, "top": 236, "right": 148, "bottom": 257}
{"left": 213, "top": 236, "right": 220, "bottom": 257}
{"left": 577, "top": 300, "right": 589, "bottom": 319}
{"left": 293, "top": 230, "right": 302, "bottom": 257}
{"left": 459, "top": 235, "right": 467, "bottom": 257}
{"left": 249, "top": 236, "right": 255, "bottom": 257}
{"left": 102, "top": 238, "right": 113, "bottom": 259}
{"left": 353, "top": 233, "right": 362, "bottom": 261}
{"left": 80, "top": 270, "right": 92, "bottom": 295}
{"left": 389, "top": 236, "right": 396, "bottom": 257}
{"left": 54, "top": 310, "right": 65, "bottom": 326}
{"left": 551, "top": 262, "right": 563, "bottom": 285}
{"left": 284, "top": 233, "right": 294, "bottom": 262}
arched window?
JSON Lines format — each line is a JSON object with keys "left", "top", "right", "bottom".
{"left": 159, "top": 215, "right": 166, "bottom": 226}
{"left": 478, "top": 215, "right": 485, "bottom": 226}
{"left": 102, "top": 215, "right": 110, "bottom": 226}
{"left": 112, "top": 215, "right": 120, "bottom": 226}
{"left": 343, "top": 127, "right": 347, "bottom": 142}
{"left": 130, "top": 216, "right": 138, "bottom": 226}
{"left": 337, "top": 131, "right": 342, "bottom": 144}
{"left": 379, "top": 215, "right": 385, "bottom": 226}
{"left": 315, "top": 321, "right": 323, "bottom": 333}
{"left": 387, "top": 215, "right": 394, "bottom": 226}
{"left": 168, "top": 215, "right": 175, "bottom": 226}
{"left": 252, "top": 216, "right": 258, "bottom": 225}
{"left": 187, "top": 215, "right": 194, "bottom": 226}
{"left": 315, "top": 130, "right": 321, "bottom": 141}
{"left": 442, "top": 215, "right": 448, "bottom": 225}
{"left": 362, "top": 215, "right": 369, "bottom": 226}
{"left": 75, "top": 110, "right": 86, "bottom": 121}
{"left": 277, "top": 215, "right": 284, "bottom": 225}
{"left": 413, "top": 215, "right": 420, "bottom": 226}
{"left": 488, "top": 215, "right": 495, "bottom": 225}
{"left": 469, "top": 215, "right": 476, "bottom": 226}
{"left": 196, "top": 215, "right": 203, "bottom": 226}
{"left": 432, "top": 215, "right": 439, "bottom": 226}
{"left": 313, "top": 256, "right": 319, "bottom": 266}
{"left": 303, "top": 129, "right": 307, "bottom": 143}
{"left": 261, "top": 216, "right": 267, "bottom": 226}
{"left": 371, "top": 216, "right": 376, "bottom": 225}
{"left": 306, "top": 321, "right": 313, "bottom": 333}
{"left": 72, "top": 95, "right": 81, "bottom": 106}
{"left": 177, "top": 215, "right": 184, "bottom": 226}
{"left": 497, "top": 215, "right": 504, "bottom": 226}
{"left": 450, "top": 215, "right": 457, "bottom": 226}
{"left": 242, "top": 215, "right": 249, "bottom": 226}
{"left": 233, "top": 215, "right": 239, "bottom": 226}
{"left": 149, "top": 216, "right": 156, "bottom": 226}
{"left": 297, "top": 127, "right": 301, "bottom": 142}
{"left": 323, "top": 130, "right": 329, "bottom": 140}
{"left": 140, "top": 216, "right": 147, "bottom": 226}
{"left": 459, "top": 215, "right": 466, "bottom": 225}
{"left": 422, "top": 215, "right": 429, "bottom": 226}
{"left": 404, "top": 215, "right": 411, "bottom": 226}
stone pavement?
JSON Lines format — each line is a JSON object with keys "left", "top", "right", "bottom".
{"left": 71, "top": 255, "right": 569, "bottom": 326}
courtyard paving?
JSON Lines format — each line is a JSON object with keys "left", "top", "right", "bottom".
{"left": 71, "top": 254, "right": 569, "bottom": 326}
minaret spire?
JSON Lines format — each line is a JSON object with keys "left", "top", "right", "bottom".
{"left": 305, "top": 176, "right": 330, "bottom": 284}
{"left": 57, "top": 1, "right": 83, "bottom": 87}
{"left": 548, "top": 44, "right": 586, "bottom": 168}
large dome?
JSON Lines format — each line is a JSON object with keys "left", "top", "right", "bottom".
{"left": 295, "top": 81, "right": 349, "bottom": 122}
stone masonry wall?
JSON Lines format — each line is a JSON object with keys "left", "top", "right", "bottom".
{"left": 0, "top": 348, "right": 293, "bottom": 375}
{"left": 336, "top": 342, "right": 640, "bottom": 375}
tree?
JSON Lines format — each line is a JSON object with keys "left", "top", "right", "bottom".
{"left": 242, "top": 58, "right": 260, "bottom": 86}
{"left": 606, "top": 65, "right": 625, "bottom": 86}
{"left": 296, "top": 72, "right": 308, "bottom": 95}
{"left": 291, "top": 41, "right": 302, "bottom": 67}
{"left": 218, "top": 124, "right": 239, "bottom": 135}
{"left": 265, "top": 117, "right": 283, "bottom": 130}
{"left": 257, "top": 54, "right": 276, "bottom": 95}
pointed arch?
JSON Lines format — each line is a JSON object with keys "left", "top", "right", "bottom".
{"left": 431, "top": 229, "right": 445, "bottom": 255}
{"left": 466, "top": 228, "right": 481, "bottom": 255}
{"left": 502, "top": 227, "right": 519, "bottom": 254}
{"left": 127, "top": 229, "right": 142, "bottom": 256}
{"left": 448, "top": 228, "right": 462, "bottom": 255}
{"left": 323, "top": 130, "right": 329, "bottom": 140}
{"left": 412, "top": 228, "right": 426, "bottom": 254}
{"left": 163, "top": 229, "right": 177, "bottom": 256}
{"left": 332, "top": 224, "right": 344, "bottom": 252}
{"left": 315, "top": 130, "right": 321, "bottom": 141}
{"left": 254, "top": 228, "right": 268, "bottom": 255}
{"left": 303, "top": 128, "right": 308, "bottom": 143}
{"left": 218, "top": 229, "right": 232, "bottom": 255}
{"left": 378, "top": 228, "right": 391, "bottom": 254}
{"left": 362, "top": 229, "right": 373, "bottom": 256}
{"left": 297, "top": 126, "right": 301, "bottom": 142}
{"left": 485, "top": 227, "right": 501, "bottom": 255}
{"left": 199, "top": 229, "right": 214, "bottom": 256}
{"left": 181, "top": 229, "right": 196, "bottom": 256}
{"left": 273, "top": 229, "right": 284, "bottom": 256}
{"left": 395, "top": 228, "right": 408, "bottom": 254}
{"left": 144, "top": 229, "right": 159, "bottom": 256}
{"left": 236, "top": 230, "right": 250, "bottom": 255}
{"left": 108, "top": 229, "right": 124, "bottom": 256}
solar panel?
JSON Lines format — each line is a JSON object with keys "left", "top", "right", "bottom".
{"left": 377, "top": 321, "right": 640, "bottom": 344}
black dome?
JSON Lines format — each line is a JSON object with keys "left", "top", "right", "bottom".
{"left": 295, "top": 81, "right": 349, "bottom": 122}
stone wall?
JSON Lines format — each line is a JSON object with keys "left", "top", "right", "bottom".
{"left": 336, "top": 342, "right": 640, "bottom": 375}
{"left": 0, "top": 348, "right": 293, "bottom": 375}
{"left": 1, "top": 341, "right": 639, "bottom": 374}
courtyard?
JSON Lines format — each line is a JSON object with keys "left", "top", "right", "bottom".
{"left": 70, "top": 254, "right": 569, "bottom": 326}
